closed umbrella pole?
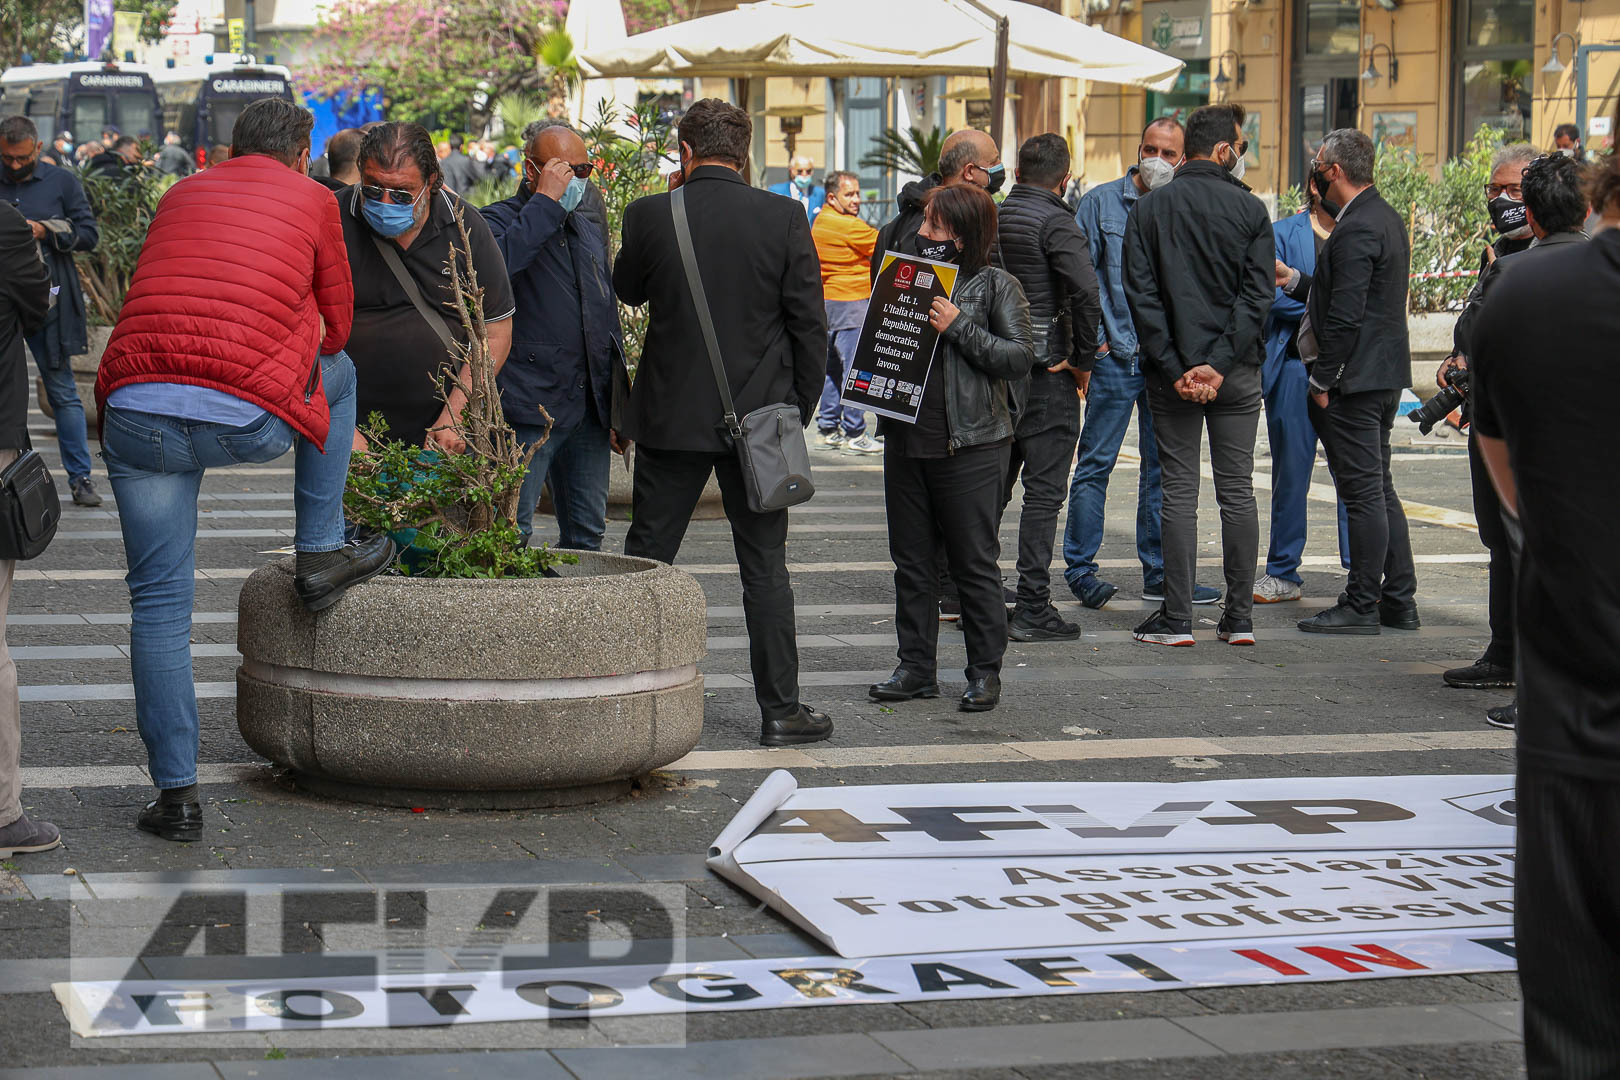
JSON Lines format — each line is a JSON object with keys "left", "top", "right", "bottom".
{"left": 954, "top": 0, "right": 1011, "bottom": 150}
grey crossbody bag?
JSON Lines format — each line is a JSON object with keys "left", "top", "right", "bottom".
{"left": 670, "top": 185, "right": 814, "bottom": 514}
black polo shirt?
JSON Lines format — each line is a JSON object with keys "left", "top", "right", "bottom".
{"left": 339, "top": 184, "right": 516, "bottom": 448}
{"left": 1470, "top": 229, "right": 1620, "bottom": 779}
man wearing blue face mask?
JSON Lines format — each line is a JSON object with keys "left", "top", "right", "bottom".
{"left": 481, "top": 120, "right": 629, "bottom": 550}
{"left": 339, "top": 122, "right": 516, "bottom": 454}
{"left": 768, "top": 155, "right": 826, "bottom": 220}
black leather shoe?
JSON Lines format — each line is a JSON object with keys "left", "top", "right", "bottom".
{"left": 1297, "top": 603, "right": 1380, "bottom": 635}
{"left": 295, "top": 533, "right": 398, "bottom": 612}
{"left": 959, "top": 675, "right": 1001, "bottom": 712}
{"left": 760, "top": 705, "right": 834, "bottom": 747}
{"left": 868, "top": 668, "right": 940, "bottom": 702}
{"left": 1378, "top": 601, "right": 1421, "bottom": 630}
{"left": 137, "top": 799, "right": 203, "bottom": 843}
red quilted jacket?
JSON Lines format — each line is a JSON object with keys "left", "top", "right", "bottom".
{"left": 96, "top": 154, "right": 353, "bottom": 445}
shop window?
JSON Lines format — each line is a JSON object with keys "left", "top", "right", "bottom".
{"left": 1453, "top": 0, "right": 1534, "bottom": 151}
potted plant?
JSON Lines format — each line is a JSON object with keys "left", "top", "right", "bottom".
{"left": 235, "top": 208, "right": 708, "bottom": 808}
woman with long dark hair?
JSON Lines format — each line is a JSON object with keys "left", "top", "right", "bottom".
{"left": 869, "top": 183, "right": 1036, "bottom": 713}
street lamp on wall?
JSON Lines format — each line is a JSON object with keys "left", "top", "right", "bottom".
{"left": 1362, "top": 42, "right": 1399, "bottom": 85}
{"left": 1542, "top": 32, "right": 1578, "bottom": 76}
{"left": 1212, "top": 50, "right": 1246, "bottom": 99}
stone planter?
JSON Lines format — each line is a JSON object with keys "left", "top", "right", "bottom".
{"left": 541, "top": 444, "right": 726, "bottom": 522}
{"left": 1407, "top": 311, "right": 1458, "bottom": 402}
{"left": 36, "top": 326, "right": 111, "bottom": 428}
{"left": 235, "top": 551, "right": 708, "bottom": 809}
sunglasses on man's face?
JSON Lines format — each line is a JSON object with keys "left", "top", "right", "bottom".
{"left": 526, "top": 159, "right": 596, "bottom": 179}
{"left": 360, "top": 184, "right": 422, "bottom": 205}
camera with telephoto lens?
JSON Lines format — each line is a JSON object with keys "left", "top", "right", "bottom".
{"left": 1408, "top": 369, "right": 1469, "bottom": 435}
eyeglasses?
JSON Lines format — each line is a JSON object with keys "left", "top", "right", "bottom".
{"left": 793, "top": 168, "right": 814, "bottom": 176}
{"left": 360, "top": 184, "right": 424, "bottom": 205}
{"left": 1232, "top": 139, "right": 1250, "bottom": 157}
{"left": 1484, "top": 183, "right": 1523, "bottom": 199}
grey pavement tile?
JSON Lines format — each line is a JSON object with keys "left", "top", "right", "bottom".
{"left": 873, "top": 1018, "right": 1221, "bottom": 1070}
{"left": 896, "top": 989, "right": 1215, "bottom": 1028}
{"left": 730, "top": 930, "right": 827, "bottom": 959}
{"left": 1015, "top": 1047, "right": 1423, "bottom": 1079}
{"left": 0, "top": 1067, "right": 221, "bottom": 1080}
{"left": 355, "top": 858, "right": 637, "bottom": 888}
{"left": 556, "top": 1032, "right": 913, "bottom": 1079}
{"left": 1172, "top": 1003, "right": 1518, "bottom": 1054}
{"left": 0, "top": 956, "right": 151, "bottom": 995}
{"left": 597, "top": 1002, "right": 930, "bottom": 1045}
{"left": 1182, "top": 974, "right": 1517, "bottom": 1015}
{"left": 614, "top": 854, "right": 712, "bottom": 882}
{"left": 1457, "top": 1000, "right": 1523, "bottom": 1036}
{"left": 139, "top": 949, "right": 460, "bottom": 982}
{"left": 215, "top": 1050, "right": 575, "bottom": 1079}
{"left": 76, "top": 867, "right": 368, "bottom": 898}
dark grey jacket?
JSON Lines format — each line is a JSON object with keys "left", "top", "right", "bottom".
{"left": 993, "top": 182, "right": 1101, "bottom": 371}
{"left": 0, "top": 202, "right": 52, "bottom": 449}
{"left": 933, "top": 265, "right": 1037, "bottom": 451}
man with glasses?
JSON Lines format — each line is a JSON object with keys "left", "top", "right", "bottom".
{"left": 1279, "top": 128, "right": 1417, "bottom": 636}
{"left": 481, "top": 120, "right": 628, "bottom": 550}
{"left": 1123, "top": 103, "right": 1272, "bottom": 647}
{"left": 339, "top": 122, "right": 515, "bottom": 453}
{"left": 1428, "top": 142, "right": 1537, "bottom": 695}
{"left": 768, "top": 155, "right": 825, "bottom": 221}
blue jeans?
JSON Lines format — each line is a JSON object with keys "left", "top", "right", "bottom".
{"left": 816, "top": 300, "right": 867, "bottom": 436}
{"left": 513, "top": 413, "right": 611, "bottom": 550}
{"left": 1263, "top": 349, "right": 1351, "bottom": 582}
{"left": 1062, "top": 352, "right": 1164, "bottom": 592}
{"left": 103, "top": 353, "right": 356, "bottom": 789}
{"left": 26, "top": 333, "right": 93, "bottom": 484}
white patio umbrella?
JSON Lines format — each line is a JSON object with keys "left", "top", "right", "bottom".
{"left": 566, "top": 0, "right": 639, "bottom": 129}
{"left": 578, "top": 0, "right": 1183, "bottom": 145}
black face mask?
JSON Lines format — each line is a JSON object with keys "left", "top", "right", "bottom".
{"left": 1488, "top": 195, "right": 1529, "bottom": 236}
{"left": 3, "top": 161, "right": 35, "bottom": 184}
{"left": 918, "top": 239, "right": 957, "bottom": 262}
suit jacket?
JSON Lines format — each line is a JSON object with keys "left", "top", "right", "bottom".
{"left": 767, "top": 180, "right": 826, "bottom": 220}
{"left": 614, "top": 165, "right": 827, "bottom": 453}
{"left": 1286, "top": 186, "right": 1410, "bottom": 394}
{"left": 0, "top": 201, "right": 53, "bottom": 449}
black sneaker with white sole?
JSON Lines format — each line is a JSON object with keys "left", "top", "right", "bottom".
{"left": 1485, "top": 702, "right": 1517, "bottom": 730}
{"left": 1132, "top": 609, "right": 1194, "bottom": 646}
{"left": 1217, "top": 616, "right": 1256, "bottom": 646}
{"left": 1009, "top": 605, "right": 1081, "bottom": 642}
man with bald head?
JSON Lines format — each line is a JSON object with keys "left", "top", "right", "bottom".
{"left": 481, "top": 120, "right": 629, "bottom": 550}
{"left": 768, "top": 154, "right": 826, "bottom": 220}
{"left": 871, "top": 128, "right": 1003, "bottom": 281}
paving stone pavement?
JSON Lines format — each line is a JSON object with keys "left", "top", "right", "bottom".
{"left": 0, "top": 409, "right": 1525, "bottom": 1078}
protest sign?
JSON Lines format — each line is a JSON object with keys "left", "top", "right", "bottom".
{"left": 840, "top": 251, "right": 959, "bottom": 423}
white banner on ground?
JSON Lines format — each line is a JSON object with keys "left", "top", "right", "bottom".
{"left": 57, "top": 928, "right": 1515, "bottom": 1037}
{"left": 706, "top": 772, "right": 1516, "bottom": 957}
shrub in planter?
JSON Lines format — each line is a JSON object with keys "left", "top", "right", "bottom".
{"left": 235, "top": 207, "right": 707, "bottom": 807}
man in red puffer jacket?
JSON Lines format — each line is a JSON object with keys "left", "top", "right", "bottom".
{"left": 95, "top": 99, "right": 395, "bottom": 844}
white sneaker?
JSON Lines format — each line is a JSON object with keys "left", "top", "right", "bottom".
{"left": 1253, "top": 574, "right": 1303, "bottom": 604}
{"left": 841, "top": 433, "right": 883, "bottom": 455}
{"left": 817, "top": 429, "right": 845, "bottom": 449}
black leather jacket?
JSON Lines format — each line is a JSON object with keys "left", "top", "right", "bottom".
{"left": 936, "top": 265, "right": 1037, "bottom": 450}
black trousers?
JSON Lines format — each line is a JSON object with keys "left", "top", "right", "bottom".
{"left": 886, "top": 444, "right": 1011, "bottom": 682}
{"left": 624, "top": 445, "right": 799, "bottom": 723}
{"left": 1469, "top": 432, "right": 1517, "bottom": 667}
{"left": 1002, "top": 371, "right": 1083, "bottom": 614}
{"left": 1516, "top": 763, "right": 1620, "bottom": 1078}
{"left": 1310, "top": 388, "right": 1417, "bottom": 613}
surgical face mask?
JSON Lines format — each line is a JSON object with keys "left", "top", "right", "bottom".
{"left": 1559, "top": 146, "right": 1579, "bottom": 158}
{"left": 1138, "top": 155, "right": 1175, "bottom": 190}
{"left": 1488, "top": 194, "right": 1531, "bottom": 238}
{"left": 1224, "top": 144, "right": 1247, "bottom": 182}
{"left": 984, "top": 162, "right": 1006, "bottom": 195}
{"left": 792, "top": 172, "right": 813, "bottom": 191}
{"left": 3, "top": 161, "right": 34, "bottom": 183}
{"left": 559, "top": 175, "right": 587, "bottom": 213}
{"left": 362, "top": 187, "right": 424, "bottom": 238}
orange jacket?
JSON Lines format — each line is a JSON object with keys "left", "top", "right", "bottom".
{"left": 813, "top": 208, "right": 878, "bottom": 302}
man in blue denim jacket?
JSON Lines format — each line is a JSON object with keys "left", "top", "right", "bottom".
{"left": 1063, "top": 118, "right": 1219, "bottom": 609}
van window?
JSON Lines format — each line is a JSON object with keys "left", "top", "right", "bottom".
{"left": 71, "top": 95, "right": 108, "bottom": 143}
{"left": 115, "top": 94, "right": 156, "bottom": 140}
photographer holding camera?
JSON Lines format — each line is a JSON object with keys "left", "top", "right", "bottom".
{"left": 1434, "top": 148, "right": 1588, "bottom": 729}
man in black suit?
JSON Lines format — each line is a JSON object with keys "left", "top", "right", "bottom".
{"left": 613, "top": 98, "right": 831, "bottom": 748}
{"left": 1280, "top": 128, "right": 1417, "bottom": 635}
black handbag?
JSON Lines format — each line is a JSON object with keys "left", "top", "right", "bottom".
{"left": 670, "top": 185, "right": 815, "bottom": 514}
{"left": 0, "top": 440, "right": 62, "bottom": 561}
